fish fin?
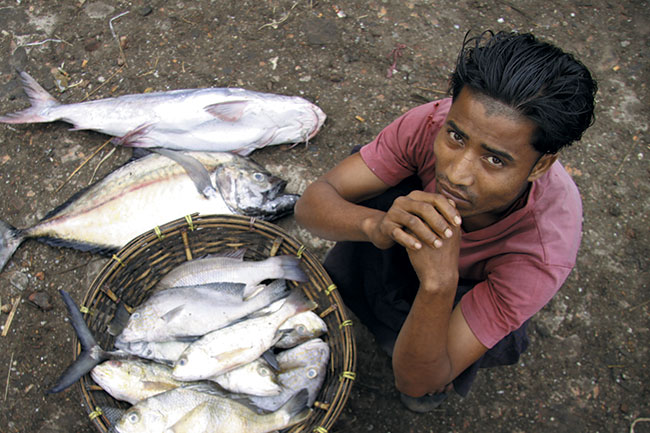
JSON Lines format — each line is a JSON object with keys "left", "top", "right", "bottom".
{"left": 107, "top": 302, "right": 131, "bottom": 337}
{"left": 151, "top": 148, "right": 218, "bottom": 199}
{"left": 113, "top": 123, "right": 155, "bottom": 147}
{"left": 261, "top": 349, "right": 280, "bottom": 372}
{"left": 204, "top": 100, "right": 249, "bottom": 122}
{"left": 212, "top": 347, "right": 251, "bottom": 363}
{"left": 0, "top": 71, "right": 60, "bottom": 124}
{"left": 274, "top": 255, "right": 309, "bottom": 282}
{"left": 166, "top": 402, "right": 212, "bottom": 433}
{"left": 242, "top": 283, "right": 267, "bottom": 301}
{"left": 279, "top": 388, "right": 312, "bottom": 424}
{"left": 231, "top": 127, "right": 278, "bottom": 156}
{"left": 160, "top": 305, "right": 185, "bottom": 323}
{"left": 46, "top": 290, "right": 106, "bottom": 394}
{"left": 0, "top": 220, "right": 24, "bottom": 272}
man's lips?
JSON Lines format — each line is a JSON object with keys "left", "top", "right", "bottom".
{"left": 438, "top": 182, "right": 471, "bottom": 204}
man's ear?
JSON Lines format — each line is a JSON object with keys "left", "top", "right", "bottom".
{"left": 527, "top": 153, "right": 558, "bottom": 182}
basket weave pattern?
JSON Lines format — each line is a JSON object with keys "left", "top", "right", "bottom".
{"left": 75, "top": 214, "right": 356, "bottom": 433}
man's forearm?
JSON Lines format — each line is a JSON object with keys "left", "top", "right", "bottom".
{"left": 392, "top": 281, "right": 457, "bottom": 396}
{"left": 294, "top": 179, "right": 384, "bottom": 242}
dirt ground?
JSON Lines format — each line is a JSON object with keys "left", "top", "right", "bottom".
{"left": 0, "top": 1, "right": 647, "bottom": 432}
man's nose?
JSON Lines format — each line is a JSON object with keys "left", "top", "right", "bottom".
{"left": 447, "top": 151, "right": 475, "bottom": 187}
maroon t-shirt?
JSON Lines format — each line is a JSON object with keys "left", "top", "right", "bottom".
{"left": 360, "top": 99, "right": 582, "bottom": 348}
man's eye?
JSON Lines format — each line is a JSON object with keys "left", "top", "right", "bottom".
{"left": 486, "top": 156, "right": 504, "bottom": 166}
{"left": 448, "top": 130, "right": 463, "bottom": 142}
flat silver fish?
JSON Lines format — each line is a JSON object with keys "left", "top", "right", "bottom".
{"left": 0, "top": 151, "right": 298, "bottom": 272}
{"left": 172, "top": 289, "right": 317, "bottom": 380}
{"left": 1, "top": 71, "right": 326, "bottom": 156}
{"left": 115, "top": 384, "right": 310, "bottom": 433}
{"left": 116, "top": 279, "right": 290, "bottom": 344}
{"left": 157, "top": 254, "right": 308, "bottom": 299}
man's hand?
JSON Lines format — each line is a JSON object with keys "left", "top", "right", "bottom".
{"left": 366, "top": 190, "right": 462, "bottom": 251}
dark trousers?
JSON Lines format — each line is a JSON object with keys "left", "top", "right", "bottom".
{"left": 323, "top": 174, "right": 529, "bottom": 397}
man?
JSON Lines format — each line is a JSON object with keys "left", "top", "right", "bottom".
{"left": 294, "top": 31, "right": 597, "bottom": 412}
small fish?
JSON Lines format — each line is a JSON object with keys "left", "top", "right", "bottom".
{"left": 116, "top": 279, "right": 290, "bottom": 344}
{"left": 1, "top": 71, "right": 326, "bottom": 156}
{"left": 114, "top": 384, "right": 310, "bottom": 433}
{"left": 212, "top": 358, "right": 282, "bottom": 397}
{"left": 0, "top": 151, "right": 298, "bottom": 272}
{"left": 275, "top": 310, "right": 329, "bottom": 349}
{"left": 250, "top": 338, "right": 330, "bottom": 411}
{"left": 172, "top": 289, "right": 317, "bottom": 380}
{"left": 157, "top": 254, "right": 308, "bottom": 299}
{"left": 91, "top": 359, "right": 193, "bottom": 405}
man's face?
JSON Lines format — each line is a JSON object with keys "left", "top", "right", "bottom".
{"left": 434, "top": 87, "right": 553, "bottom": 231}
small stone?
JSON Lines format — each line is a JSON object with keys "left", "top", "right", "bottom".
{"left": 9, "top": 271, "right": 29, "bottom": 292}
{"left": 28, "top": 291, "right": 53, "bottom": 311}
{"left": 1, "top": 304, "right": 12, "bottom": 314}
{"left": 138, "top": 6, "right": 153, "bottom": 16}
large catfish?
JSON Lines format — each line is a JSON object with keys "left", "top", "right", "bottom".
{"left": 0, "top": 151, "right": 298, "bottom": 271}
{"left": 0, "top": 71, "right": 326, "bottom": 156}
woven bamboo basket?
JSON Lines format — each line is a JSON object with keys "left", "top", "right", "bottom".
{"left": 73, "top": 213, "right": 356, "bottom": 433}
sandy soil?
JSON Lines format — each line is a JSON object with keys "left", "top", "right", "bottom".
{"left": 0, "top": 1, "right": 648, "bottom": 432}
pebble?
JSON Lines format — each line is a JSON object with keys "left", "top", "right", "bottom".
{"left": 9, "top": 271, "right": 29, "bottom": 292}
{"left": 138, "top": 6, "right": 153, "bottom": 16}
{"left": 27, "top": 291, "right": 53, "bottom": 311}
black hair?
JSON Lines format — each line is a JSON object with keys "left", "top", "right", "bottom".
{"left": 449, "top": 30, "right": 597, "bottom": 154}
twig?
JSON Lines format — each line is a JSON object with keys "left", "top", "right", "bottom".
{"left": 81, "top": 66, "right": 125, "bottom": 101}
{"left": 4, "top": 351, "right": 14, "bottom": 401}
{"left": 631, "top": 418, "right": 650, "bottom": 433}
{"left": 1, "top": 297, "right": 20, "bottom": 337}
{"left": 16, "top": 37, "right": 72, "bottom": 49}
{"left": 629, "top": 299, "right": 650, "bottom": 311}
{"left": 55, "top": 138, "right": 113, "bottom": 193}
{"left": 109, "top": 11, "right": 130, "bottom": 67}
{"left": 414, "top": 85, "right": 447, "bottom": 94}
{"left": 614, "top": 138, "right": 639, "bottom": 177}
{"left": 89, "top": 146, "right": 117, "bottom": 184}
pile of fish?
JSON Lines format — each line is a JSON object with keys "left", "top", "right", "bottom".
{"left": 0, "top": 151, "right": 299, "bottom": 272}
{"left": 0, "top": 71, "right": 327, "bottom": 156}
{"left": 49, "top": 252, "right": 331, "bottom": 433}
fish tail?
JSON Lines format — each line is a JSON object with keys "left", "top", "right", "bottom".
{"left": 278, "top": 388, "right": 311, "bottom": 426}
{"left": 0, "top": 220, "right": 24, "bottom": 272}
{"left": 274, "top": 255, "right": 309, "bottom": 282}
{"left": 0, "top": 71, "right": 60, "bottom": 124}
{"left": 46, "top": 290, "right": 106, "bottom": 394}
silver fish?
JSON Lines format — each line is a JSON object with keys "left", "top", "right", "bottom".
{"left": 113, "top": 339, "right": 192, "bottom": 365}
{"left": 0, "top": 151, "right": 298, "bottom": 272}
{"left": 157, "top": 254, "right": 308, "bottom": 299}
{"left": 115, "top": 384, "right": 310, "bottom": 433}
{"left": 275, "top": 311, "right": 329, "bottom": 349}
{"left": 251, "top": 338, "right": 330, "bottom": 411}
{"left": 212, "top": 358, "right": 282, "bottom": 397}
{"left": 1, "top": 71, "right": 326, "bottom": 156}
{"left": 172, "top": 289, "right": 317, "bottom": 380}
{"left": 91, "top": 359, "right": 192, "bottom": 405}
{"left": 116, "top": 279, "right": 290, "bottom": 344}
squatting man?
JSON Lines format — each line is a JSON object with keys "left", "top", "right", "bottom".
{"left": 295, "top": 30, "right": 597, "bottom": 411}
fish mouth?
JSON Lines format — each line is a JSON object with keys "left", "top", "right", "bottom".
{"left": 252, "top": 193, "right": 300, "bottom": 221}
{"left": 306, "top": 105, "right": 327, "bottom": 140}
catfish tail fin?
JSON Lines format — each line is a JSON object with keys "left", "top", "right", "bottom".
{"left": 0, "top": 71, "right": 60, "bottom": 124}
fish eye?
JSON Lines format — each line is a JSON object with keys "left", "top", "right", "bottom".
{"left": 131, "top": 312, "right": 140, "bottom": 319}
{"left": 253, "top": 172, "right": 265, "bottom": 182}
{"left": 127, "top": 411, "right": 139, "bottom": 424}
{"left": 307, "top": 368, "right": 318, "bottom": 379}
{"left": 296, "top": 325, "right": 307, "bottom": 334}
{"left": 177, "top": 357, "right": 187, "bottom": 367}
{"left": 258, "top": 366, "right": 270, "bottom": 377}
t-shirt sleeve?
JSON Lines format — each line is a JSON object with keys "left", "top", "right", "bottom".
{"left": 460, "top": 257, "right": 573, "bottom": 348}
{"left": 359, "top": 102, "right": 443, "bottom": 186}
